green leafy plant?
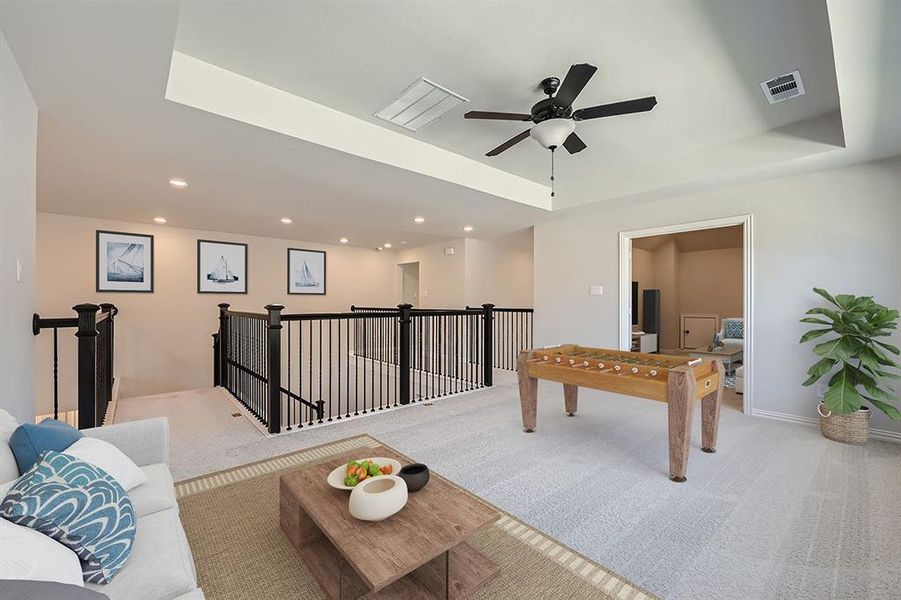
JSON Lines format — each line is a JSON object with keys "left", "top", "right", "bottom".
{"left": 800, "top": 288, "right": 900, "bottom": 420}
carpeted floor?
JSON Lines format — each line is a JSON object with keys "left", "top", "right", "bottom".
{"left": 118, "top": 373, "right": 901, "bottom": 599}
{"left": 176, "top": 434, "right": 656, "bottom": 599}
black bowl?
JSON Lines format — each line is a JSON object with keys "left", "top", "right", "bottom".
{"left": 398, "top": 463, "right": 430, "bottom": 493}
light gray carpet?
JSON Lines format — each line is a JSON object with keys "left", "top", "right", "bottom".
{"left": 116, "top": 374, "right": 901, "bottom": 599}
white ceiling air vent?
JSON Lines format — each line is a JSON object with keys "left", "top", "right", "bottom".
{"left": 375, "top": 78, "right": 468, "bottom": 132}
{"left": 759, "top": 70, "right": 805, "bottom": 105}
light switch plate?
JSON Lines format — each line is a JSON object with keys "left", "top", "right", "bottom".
{"left": 16, "top": 259, "right": 23, "bottom": 283}
{"left": 444, "top": 247, "right": 455, "bottom": 256}
{"left": 589, "top": 285, "right": 603, "bottom": 296}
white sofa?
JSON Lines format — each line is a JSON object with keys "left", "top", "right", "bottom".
{"left": 0, "top": 411, "right": 203, "bottom": 600}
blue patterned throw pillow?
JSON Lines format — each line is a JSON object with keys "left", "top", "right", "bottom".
{"left": 724, "top": 319, "right": 744, "bottom": 339}
{"left": 0, "top": 451, "right": 136, "bottom": 584}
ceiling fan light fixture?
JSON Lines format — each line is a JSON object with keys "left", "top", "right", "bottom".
{"left": 530, "top": 118, "right": 575, "bottom": 150}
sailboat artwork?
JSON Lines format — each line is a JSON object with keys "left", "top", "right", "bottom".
{"left": 207, "top": 255, "right": 240, "bottom": 283}
{"left": 97, "top": 231, "right": 153, "bottom": 292}
{"left": 294, "top": 260, "right": 319, "bottom": 288}
{"left": 288, "top": 248, "right": 326, "bottom": 295}
{"left": 198, "top": 240, "right": 247, "bottom": 294}
{"left": 107, "top": 242, "right": 145, "bottom": 282}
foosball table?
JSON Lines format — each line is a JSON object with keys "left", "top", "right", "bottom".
{"left": 517, "top": 345, "right": 724, "bottom": 482}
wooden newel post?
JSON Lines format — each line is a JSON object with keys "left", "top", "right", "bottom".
{"left": 74, "top": 303, "right": 99, "bottom": 429}
{"left": 398, "top": 304, "right": 413, "bottom": 405}
{"left": 265, "top": 304, "right": 284, "bottom": 434}
{"left": 482, "top": 304, "right": 495, "bottom": 387}
{"left": 217, "top": 303, "right": 230, "bottom": 389}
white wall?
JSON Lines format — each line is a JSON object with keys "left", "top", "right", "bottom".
{"left": 393, "top": 239, "right": 466, "bottom": 308}
{"left": 534, "top": 157, "right": 901, "bottom": 435}
{"left": 464, "top": 229, "right": 533, "bottom": 308}
{"left": 0, "top": 32, "right": 37, "bottom": 423}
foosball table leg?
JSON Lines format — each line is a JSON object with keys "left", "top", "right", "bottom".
{"left": 667, "top": 366, "right": 696, "bottom": 482}
{"left": 563, "top": 383, "right": 578, "bottom": 416}
{"left": 701, "top": 360, "right": 725, "bottom": 453}
{"left": 517, "top": 351, "right": 538, "bottom": 432}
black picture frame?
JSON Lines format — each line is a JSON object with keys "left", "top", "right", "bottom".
{"left": 287, "top": 248, "right": 326, "bottom": 295}
{"left": 96, "top": 230, "right": 154, "bottom": 293}
{"left": 197, "top": 239, "right": 248, "bottom": 294}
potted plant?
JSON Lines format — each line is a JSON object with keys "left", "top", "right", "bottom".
{"left": 800, "top": 288, "right": 900, "bottom": 444}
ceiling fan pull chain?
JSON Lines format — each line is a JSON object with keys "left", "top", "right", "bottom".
{"left": 550, "top": 147, "right": 556, "bottom": 198}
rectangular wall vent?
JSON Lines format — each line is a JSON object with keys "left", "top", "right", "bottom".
{"left": 375, "top": 78, "right": 468, "bottom": 132}
{"left": 759, "top": 70, "right": 805, "bottom": 104}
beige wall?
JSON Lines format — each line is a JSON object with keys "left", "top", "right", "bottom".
{"left": 678, "top": 247, "right": 743, "bottom": 323}
{"left": 534, "top": 157, "right": 901, "bottom": 435}
{"left": 35, "top": 213, "right": 397, "bottom": 410}
{"left": 652, "top": 239, "right": 680, "bottom": 349}
{"left": 630, "top": 247, "right": 654, "bottom": 330}
{"left": 0, "top": 33, "right": 38, "bottom": 424}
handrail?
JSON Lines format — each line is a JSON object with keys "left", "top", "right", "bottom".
{"left": 33, "top": 315, "right": 78, "bottom": 334}
{"left": 32, "top": 303, "right": 117, "bottom": 428}
{"left": 282, "top": 311, "right": 400, "bottom": 321}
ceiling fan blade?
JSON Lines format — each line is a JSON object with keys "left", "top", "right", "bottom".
{"left": 486, "top": 129, "right": 532, "bottom": 156}
{"left": 572, "top": 96, "right": 657, "bottom": 121}
{"left": 465, "top": 111, "right": 532, "bottom": 121}
{"left": 554, "top": 63, "right": 597, "bottom": 109}
{"left": 563, "top": 132, "right": 587, "bottom": 154}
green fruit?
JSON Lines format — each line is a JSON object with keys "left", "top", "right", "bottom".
{"left": 344, "top": 474, "right": 359, "bottom": 487}
{"left": 368, "top": 464, "right": 380, "bottom": 476}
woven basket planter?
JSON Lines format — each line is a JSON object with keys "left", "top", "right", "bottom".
{"left": 818, "top": 404, "right": 870, "bottom": 445}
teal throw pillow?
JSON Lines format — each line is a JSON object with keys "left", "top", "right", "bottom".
{"left": 8, "top": 418, "right": 83, "bottom": 475}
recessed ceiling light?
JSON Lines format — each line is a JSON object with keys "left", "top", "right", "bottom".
{"left": 339, "top": 237, "right": 349, "bottom": 244}
{"left": 169, "top": 178, "right": 188, "bottom": 189}
{"left": 414, "top": 217, "right": 425, "bottom": 224}
{"left": 462, "top": 225, "right": 474, "bottom": 232}
{"left": 400, "top": 241, "right": 407, "bottom": 245}
{"left": 384, "top": 243, "right": 392, "bottom": 248}
{"left": 377, "top": 247, "right": 383, "bottom": 251}
{"left": 153, "top": 217, "right": 168, "bottom": 224}
{"left": 280, "top": 217, "right": 293, "bottom": 224}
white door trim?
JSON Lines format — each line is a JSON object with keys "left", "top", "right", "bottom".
{"left": 618, "top": 214, "right": 754, "bottom": 414}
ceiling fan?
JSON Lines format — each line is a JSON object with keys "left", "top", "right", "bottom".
{"left": 464, "top": 63, "right": 657, "bottom": 196}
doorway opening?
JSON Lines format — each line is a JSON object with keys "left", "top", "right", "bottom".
{"left": 399, "top": 262, "right": 420, "bottom": 306}
{"left": 619, "top": 215, "right": 753, "bottom": 414}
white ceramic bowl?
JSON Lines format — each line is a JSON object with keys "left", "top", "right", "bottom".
{"left": 327, "top": 457, "right": 403, "bottom": 491}
{"left": 348, "top": 475, "right": 408, "bottom": 522}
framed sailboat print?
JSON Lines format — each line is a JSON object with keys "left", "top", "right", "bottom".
{"left": 96, "top": 230, "right": 154, "bottom": 292}
{"left": 197, "top": 240, "right": 247, "bottom": 294}
{"left": 287, "top": 248, "right": 326, "bottom": 295}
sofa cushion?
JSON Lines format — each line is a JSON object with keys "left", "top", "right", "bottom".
{"left": 0, "top": 517, "right": 85, "bottom": 587}
{"left": 0, "top": 451, "right": 136, "bottom": 584}
{"left": 86, "top": 508, "right": 197, "bottom": 600}
{"left": 65, "top": 438, "right": 148, "bottom": 492}
{"left": 0, "top": 579, "right": 110, "bottom": 599}
{"left": 128, "top": 464, "right": 176, "bottom": 517}
{"left": 8, "top": 419, "right": 83, "bottom": 475}
{"left": 723, "top": 318, "right": 744, "bottom": 340}
{"left": 0, "top": 415, "right": 18, "bottom": 485}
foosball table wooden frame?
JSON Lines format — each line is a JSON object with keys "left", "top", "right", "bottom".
{"left": 517, "top": 345, "right": 724, "bottom": 482}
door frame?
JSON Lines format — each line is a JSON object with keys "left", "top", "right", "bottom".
{"left": 618, "top": 214, "right": 753, "bottom": 414}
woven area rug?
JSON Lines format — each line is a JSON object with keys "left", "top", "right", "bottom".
{"left": 175, "top": 434, "right": 657, "bottom": 600}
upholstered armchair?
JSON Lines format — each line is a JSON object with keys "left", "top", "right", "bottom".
{"left": 717, "top": 317, "right": 744, "bottom": 350}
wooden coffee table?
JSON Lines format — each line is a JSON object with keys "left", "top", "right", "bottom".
{"left": 689, "top": 346, "right": 743, "bottom": 375}
{"left": 279, "top": 445, "right": 500, "bottom": 599}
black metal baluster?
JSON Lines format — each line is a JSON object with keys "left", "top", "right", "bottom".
{"left": 318, "top": 319, "right": 323, "bottom": 424}
{"left": 337, "top": 318, "right": 342, "bottom": 420}
{"left": 328, "top": 319, "right": 333, "bottom": 421}
{"left": 354, "top": 318, "right": 360, "bottom": 416}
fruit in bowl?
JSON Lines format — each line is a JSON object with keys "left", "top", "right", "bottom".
{"left": 327, "top": 456, "right": 403, "bottom": 490}
{"left": 343, "top": 459, "right": 394, "bottom": 487}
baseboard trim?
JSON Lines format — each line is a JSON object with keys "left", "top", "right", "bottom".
{"left": 751, "top": 408, "right": 901, "bottom": 443}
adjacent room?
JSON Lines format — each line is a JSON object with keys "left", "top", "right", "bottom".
{"left": 1, "top": 2, "right": 900, "bottom": 600}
